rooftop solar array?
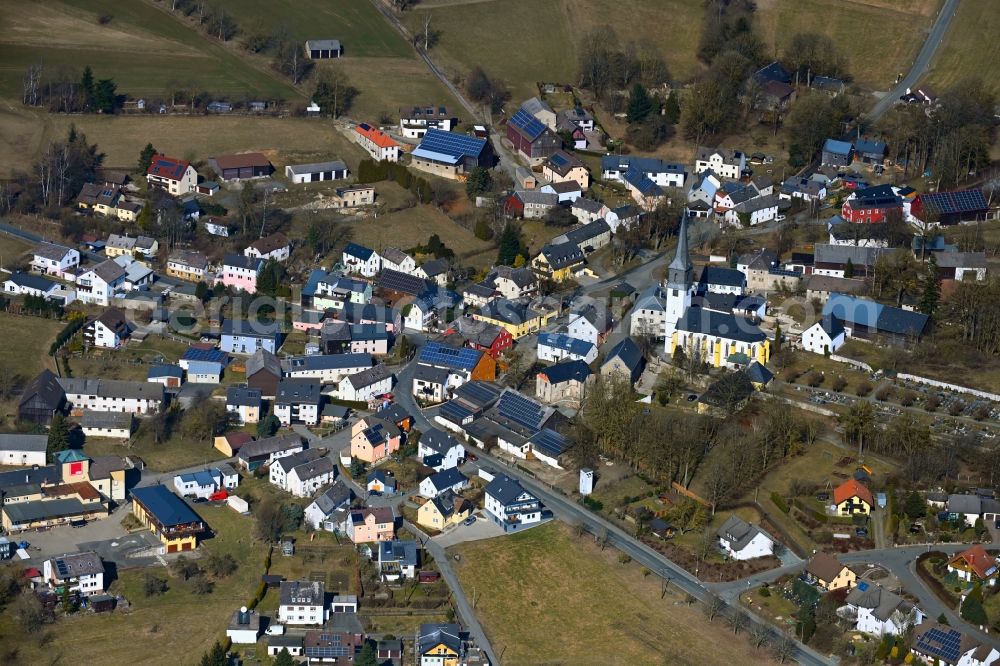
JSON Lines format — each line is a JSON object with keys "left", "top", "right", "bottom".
{"left": 440, "top": 400, "right": 473, "bottom": 423}
{"left": 416, "top": 129, "right": 487, "bottom": 160}
{"left": 915, "top": 627, "right": 964, "bottom": 663}
{"left": 495, "top": 390, "right": 547, "bottom": 431}
{"left": 510, "top": 108, "right": 547, "bottom": 141}
{"left": 455, "top": 381, "right": 502, "bottom": 405}
{"left": 530, "top": 428, "right": 568, "bottom": 457}
{"left": 419, "top": 342, "right": 481, "bottom": 371}
{"left": 919, "top": 188, "right": 987, "bottom": 215}
{"left": 378, "top": 268, "right": 429, "bottom": 296}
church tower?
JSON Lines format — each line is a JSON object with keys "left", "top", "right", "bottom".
{"left": 664, "top": 214, "right": 693, "bottom": 343}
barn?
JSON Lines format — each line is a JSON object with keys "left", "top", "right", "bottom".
{"left": 506, "top": 107, "right": 560, "bottom": 161}
{"left": 285, "top": 161, "right": 349, "bottom": 184}
{"left": 305, "top": 39, "right": 342, "bottom": 59}
{"left": 208, "top": 153, "right": 273, "bottom": 182}
{"left": 910, "top": 188, "right": 989, "bottom": 227}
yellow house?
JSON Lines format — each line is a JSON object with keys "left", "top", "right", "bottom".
{"left": 131, "top": 485, "right": 204, "bottom": 553}
{"left": 418, "top": 623, "right": 461, "bottom": 666}
{"left": 531, "top": 242, "right": 585, "bottom": 283}
{"left": 87, "top": 456, "right": 128, "bottom": 503}
{"left": 166, "top": 250, "right": 209, "bottom": 282}
{"left": 669, "top": 320, "right": 770, "bottom": 369}
{"left": 417, "top": 492, "right": 472, "bottom": 531}
{"left": 804, "top": 552, "right": 857, "bottom": 591}
{"left": 473, "top": 299, "right": 556, "bottom": 339}
{"left": 833, "top": 479, "right": 873, "bottom": 516}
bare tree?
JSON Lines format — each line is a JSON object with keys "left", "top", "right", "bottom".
{"left": 749, "top": 623, "right": 771, "bottom": 648}
{"left": 22, "top": 63, "right": 42, "bottom": 107}
{"left": 703, "top": 594, "right": 726, "bottom": 622}
{"left": 726, "top": 609, "right": 749, "bottom": 634}
{"left": 770, "top": 633, "right": 796, "bottom": 664}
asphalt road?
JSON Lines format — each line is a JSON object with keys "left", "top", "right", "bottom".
{"left": 866, "top": 0, "right": 961, "bottom": 122}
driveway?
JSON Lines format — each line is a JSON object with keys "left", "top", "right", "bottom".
{"left": 431, "top": 513, "right": 503, "bottom": 549}
{"left": 15, "top": 502, "right": 134, "bottom": 562}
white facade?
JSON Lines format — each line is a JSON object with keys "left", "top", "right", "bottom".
{"left": 75, "top": 268, "right": 125, "bottom": 307}
{"left": 566, "top": 314, "right": 601, "bottom": 346}
{"left": 801, "top": 321, "right": 845, "bottom": 355}
{"left": 277, "top": 601, "right": 326, "bottom": 626}
{"left": 853, "top": 605, "right": 922, "bottom": 637}
{"left": 630, "top": 306, "right": 665, "bottom": 338}
{"left": 719, "top": 531, "right": 773, "bottom": 560}
{"left": 0, "top": 439, "right": 46, "bottom": 467}
{"left": 274, "top": 401, "right": 319, "bottom": 427}
{"left": 285, "top": 357, "right": 371, "bottom": 384}
{"left": 695, "top": 150, "right": 746, "bottom": 180}
{"left": 31, "top": 245, "right": 80, "bottom": 278}
{"left": 61, "top": 382, "right": 162, "bottom": 415}
{"left": 536, "top": 339, "right": 598, "bottom": 364}
{"left": 418, "top": 473, "right": 468, "bottom": 500}
{"left": 338, "top": 372, "right": 393, "bottom": 403}
{"left": 664, "top": 283, "right": 691, "bottom": 339}
{"left": 147, "top": 163, "right": 197, "bottom": 196}
{"left": 88, "top": 319, "right": 126, "bottom": 349}
{"left": 286, "top": 466, "right": 335, "bottom": 499}
{"left": 343, "top": 249, "right": 381, "bottom": 277}
{"left": 417, "top": 440, "right": 465, "bottom": 471}
{"left": 381, "top": 251, "right": 416, "bottom": 275}
{"left": 43, "top": 554, "right": 104, "bottom": 596}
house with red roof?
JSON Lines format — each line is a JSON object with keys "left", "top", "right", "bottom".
{"left": 354, "top": 123, "right": 400, "bottom": 162}
{"left": 947, "top": 544, "right": 999, "bottom": 586}
{"left": 146, "top": 154, "right": 198, "bottom": 196}
{"left": 833, "top": 478, "right": 874, "bottom": 516}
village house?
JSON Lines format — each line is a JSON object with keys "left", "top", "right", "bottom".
{"left": 474, "top": 299, "right": 554, "bottom": 340}
{"left": 540, "top": 179, "right": 583, "bottom": 204}
{"left": 146, "top": 154, "right": 198, "bottom": 195}
{"left": 417, "top": 490, "right": 472, "bottom": 531}
{"left": 354, "top": 122, "right": 399, "bottom": 162}
{"left": 630, "top": 285, "right": 667, "bottom": 338}
{"left": 330, "top": 184, "right": 376, "bottom": 209}
{"left": 244, "top": 233, "right": 291, "bottom": 262}
{"left": 284, "top": 353, "right": 373, "bottom": 385}
{"left": 78, "top": 411, "right": 132, "bottom": 440}
{"left": 18, "top": 369, "right": 66, "bottom": 425}
{"left": 75, "top": 259, "right": 126, "bottom": 306}
{"left": 342, "top": 242, "right": 381, "bottom": 277}
{"left": 804, "top": 275, "right": 867, "bottom": 304}
{"left": 131, "top": 485, "right": 205, "bottom": 552}
{"left": 246, "top": 348, "right": 281, "bottom": 398}
{"left": 221, "top": 318, "right": 283, "bottom": 355}
{"left": 350, "top": 416, "right": 401, "bottom": 463}
{"left": 507, "top": 189, "right": 558, "bottom": 219}
{"left": 834, "top": 478, "right": 874, "bottom": 516}
{"left": 602, "top": 155, "right": 686, "bottom": 189}
{"left": 0, "top": 434, "right": 47, "bottom": 467}
{"left": 274, "top": 379, "right": 322, "bottom": 426}
{"left": 484, "top": 475, "right": 543, "bottom": 532}
{"left": 532, "top": 242, "right": 585, "bottom": 282}
{"left": 221, "top": 254, "right": 266, "bottom": 294}
{"left": 83, "top": 307, "right": 132, "bottom": 349}
{"left": 43, "top": 551, "right": 105, "bottom": 597}
{"left": 410, "top": 129, "right": 490, "bottom": 179}
{"left": 304, "top": 481, "right": 353, "bottom": 532}
{"left": 804, "top": 552, "right": 857, "bottom": 591}
{"left": 601, "top": 338, "right": 645, "bottom": 386}
{"left": 367, "top": 469, "right": 397, "bottom": 495}
{"left": 339, "top": 364, "right": 393, "bottom": 403}
{"left": 947, "top": 544, "right": 999, "bottom": 586}
{"left": 717, "top": 515, "right": 774, "bottom": 560}
{"left": 572, "top": 197, "right": 611, "bottom": 224}
{"left": 226, "top": 387, "right": 262, "bottom": 425}
{"left": 418, "top": 468, "right": 469, "bottom": 500}
{"left": 166, "top": 249, "right": 209, "bottom": 282}
{"left": 695, "top": 147, "right": 747, "bottom": 180}
{"left": 507, "top": 106, "right": 561, "bottom": 162}
{"left": 76, "top": 184, "right": 142, "bottom": 222}
{"left": 58, "top": 377, "right": 163, "bottom": 415}
{"left": 536, "top": 359, "right": 593, "bottom": 407}
{"left": 553, "top": 220, "right": 612, "bottom": 254}
{"left": 399, "top": 105, "right": 454, "bottom": 139}
{"left": 417, "top": 623, "right": 462, "bottom": 666}
{"left": 801, "top": 314, "right": 846, "bottom": 355}
{"left": 417, "top": 428, "right": 465, "bottom": 471}
{"left": 270, "top": 450, "right": 335, "bottom": 498}
{"left": 378, "top": 539, "right": 419, "bottom": 581}
{"left": 843, "top": 581, "right": 923, "bottom": 637}
{"left": 542, "top": 150, "right": 590, "bottom": 190}
{"left": 536, "top": 332, "right": 597, "bottom": 364}
{"left": 910, "top": 623, "right": 995, "bottom": 666}
{"left": 3, "top": 272, "right": 69, "bottom": 304}
{"left": 821, "top": 139, "right": 854, "bottom": 167}
{"left": 823, "top": 293, "right": 929, "bottom": 345}
{"left": 173, "top": 466, "right": 238, "bottom": 499}
{"left": 347, "top": 506, "right": 395, "bottom": 543}
{"left": 236, "top": 433, "right": 305, "bottom": 472}
{"left": 105, "top": 234, "right": 158, "bottom": 261}
{"left": 278, "top": 580, "right": 327, "bottom": 626}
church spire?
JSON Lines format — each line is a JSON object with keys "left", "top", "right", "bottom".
{"left": 667, "top": 214, "right": 692, "bottom": 289}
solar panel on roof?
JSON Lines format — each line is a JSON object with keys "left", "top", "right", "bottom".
{"left": 510, "top": 108, "right": 546, "bottom": 140}
{"left": 419, "top": 342, "right": 480, "bottom": 370}
{"left": 417, "top": 129, "right": 486, "bottom": 160}
{"left": 531, "top": 429, "right": 568, "bottom": 456}
{"left": 496, "top": 391, "right": 546, "bottom": 430}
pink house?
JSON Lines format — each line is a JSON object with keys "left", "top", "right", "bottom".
{"left": 350, "top": 416, "right": 401, "bottom": 463}
{"left": 293, "top": 309, "right": 329, "bottom": 332}
{"left": 221, "top": 254, "right": 265, "bottom": 294}
{"left": 347, "top": 507, "right": 395, "bottom": 543}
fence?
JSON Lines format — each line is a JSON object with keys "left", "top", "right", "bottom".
{"left": 829, "top": 355, "right": 874, "bottom": 373}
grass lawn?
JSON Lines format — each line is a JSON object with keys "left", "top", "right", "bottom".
{"left": 0, "top": 505, "right": 267, "bottom": 666}
{"left": 755, "top": 0, "right": 940, "bottom": 91}
{"left": 65, "top": 336, "right": 190, "bottom": 383}
{"left": 0, "top": 233, "right": 32, "bottom": 265}
{"left": 84, "top": 428, "right": 227, "bottom": 473}
{"left": 0, "top": 313, "right": 62, "bottom": 380}
{"left": 925, "top": 0, "right": 1000, "bottom": 98}
{"left": 0, "top": 0, "right": 300, "bottom": 101}
{"left": 450, "top": 522, "right": 775, "bottom": 666}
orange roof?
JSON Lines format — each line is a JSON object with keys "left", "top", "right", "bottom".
{"left": 949, "top": 544, "right": 998, "bottom": 580}
{"left": 833, "top": 478, "right": 874, "bottom": 507}
{"left": 354, "top": 123, "right": 398, "bottom": 149}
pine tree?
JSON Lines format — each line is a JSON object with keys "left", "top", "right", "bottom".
{"left": 903, "top": 491, "right": 926, "bottom": 519}
{"left": 960, "top": 591, "right": 988, "bottom": 626}
{"left": 356, "top": 641, "right": 378, "bottom": 666}
{"left": 919, "top": 255, "right": 940, "bottom": 315}
{"left": 773, "top": 323, "right": 782, "bottom": 352}
{"left": 844, "top": 258, "right": 855, "bottom": 279}
{"left": 663, "top": 93, "right": 681, "bottom": 124}
{"left": 81, "top": 66, "right": 95, "bottom": 111}
{"left": 465, "top": 167, "right": 492, "bottom": 198}
{"left": 137, "top": 143, "right": 157, "bottom": 174}
{"left": 136, "top": 205, "right": 152, "bottom": 231}
{"left": 47, "top": 413, "right": 69, "bottom": 458}
{"left": 496, "top": 223, "right": 520, "bottom": 266}
{"left": 627, "top": 83, "right": 654, "bottom": 124}
{"left": 273, "top": 648, "right": 295, "bottom": 666}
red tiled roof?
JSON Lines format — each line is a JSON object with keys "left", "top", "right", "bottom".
{"left": 211, "top": 152, "right": 270, "bottom": 170}
{"left": 949, "top": 544, "right": 998, "bottom": 580}
{"left": 833, "top": 478, "right": 874, "bottom": 507}
{"left": 147, "top": 154, "right": 190, "bottom": 181}
{"left": 354, "top": 123, "right": 398, "bottom": 149}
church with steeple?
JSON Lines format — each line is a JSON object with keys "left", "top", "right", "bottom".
{"left": 664, "top": 216, "right": 771, "bottom": 368}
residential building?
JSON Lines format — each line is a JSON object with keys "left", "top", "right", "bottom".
{"left": 83, "top": 308, "right": 131, "bottom": 349}
{"left": 804, "top": 552, "right": 857, "bottom": 591}
{"left": 521, "top": 96, "right": 557, "bottom": 129}
{"left": 146, "top": 154, "right": 198, "bottom": 195}
{"left": 553, "top": 220, "right": 612, "bottom": 254}
{"left": 247, "top": 348, "right": 282, "bottom": 398}
{"left": 354, "top": 122, "right": 399, "bottom": 161}
{"left": 3, "top": 272, "right": 68, "bottom": 303}
{"left": 532, "top": 242, "right": 585, "bottom": 282}
{"left": 946, "top": 544, "right": 999, "bottom": 586}
{"left": 236, "top": 433, "right": 304, "bottom": 472}
{"left": 17, "top": 369, "right": 66, "bottom": 425}
{"left": 166, "top": 249, "right": 209, "bottom": 282}
{"left": 43, "top": 551, "right": 105, "bottom": 596}
{"left": 844, "top": 581, "right": 923, "bottom": 637}
{"left": 274, "top": 379, "right": 322, "bottom": 426}
{"left": 601, "top": 338, "right": 645, "bottom": 386}
{"left": 221, "top": 254, "right": 265, "bottom": 294}
{"left": 284, "top": 160, "right": 348, "bottom": 184}
{"left": 0, "top": 434, "right": 47, "bottom": 467}
{"left": 75, "top": 260, "right": 126, "bottom": 306}
{"left": 377, "top": 539, "right": 419, "bottom": 581}
{"left": 484, "top": 475, "right": 543, "bottom": 532}
{"left": 213, "top": 431, "right": 253, "bottom": 458}
{"left": 278, "top": 581, "right": 327, "bottom": 626}
{"left": 417, "top": 623, "right": 462, "bottom": 666}
{"left": 536, "top": 332, "right": 597, "bottom": 364}
{"left": 717, "top": 515, "right": 774, "bottom": 560}
{"left": 367, "top": 469, "right": 397, "bottom": 495}
{"left": 58, "top": 377, "right": 163, "bottom": 415}
{"left": 571, "top": 197, "right": 610, "bottom": 224}
{"left": 418, "top": 468, "right": 468, "bottom": 499}
{"left": 834, "top": 478, "right": 874, "bottom": 516}
{"left": 304, "top": 481, "right": 353, "bottom": 532}
{"left": 507, "top": 189, "right": 558, "bottom": 219}
{"left": 417, "top": 491, "right": 472, "bottom": 531}
{"left": 131, "top": 485, "right": 205, "bottom": 552}
{"left": 338, "top": 364, "right": 393, "bottom": 403}
{"left": 801, "top": 314, "right": 846, "bottom": 355}
{"left": 270, "top": 450, "right": 335, "bottom": 498}
{"left": 346, "top": 507, "right": 395, "bottom": 543}
{"left": 320, "top": 321, "right": 389, "bottom": 356}
{"left": 226, "top": 387, "right": 262, "bottom": 425}
{"left": 695, "top": 147, "right": 746, "bottom": 180}
{"left": 174, "top": 466, "right": 238, "bottom": 499}
{"left": 79, "top": 411, "right": 133, "bottom": 440}
{"left": 602, "top": 155, "right": 686, "bottom": 188}
{"left": 821, "top": 139, "right": 854, "bottom": 167}
{"left": 841, "top": 184, "right": 904, "bottom": 224}
{"left": 910, "top": 188, "right": 988, "bottom": 227}
{"left": 410, "top": 129, "right": 490, "bottom": 179}
{"left": 105, "top": 234, "right": 158, "bottom": 259}
{"left": 823, "top": 293, "right": 929, "bottom": 344}
{"left": 536, "top": 359, "right": 593, "bottom": 407}
{"left": 284, "top": 353, "right": 373, "bottom": 385}
{"left": 399, "top": 105, "right": 454, "bottom": 139}
{"left": 485, "top": 266, "right": 538, "bottom": 300}
{"left": 342, "top": 242, "right": 381, "bottom": 277}
{"left": 227, "top": 607, "right": 263, "bottom": 645}
{"left": 380, "top": 247, "right": 416, "bottom": 275}
{"left": 244, "top": 233, "right": 292, "bottom": 262}
{"left": 507, "top": 106, "right": 560, "bottom": 161}
{"left": 804, "top": 275, "right": 867, "bottom": 304}
{"left": 417, "top": 428, "right": 465, "bottom": 471}
{"left": 911, "top": 623, "right": 989, "bottom": 666}
{"left": 630, "top": 285, "right": 667, "bottom": 338}
{"left": 221, "top": 318, "right": 282, "bottom": 355}
{"left": 350, "top": 416, "right": 401, "bottom": 463}
{"left": 329, "top": 184, "right": 375, "bottom": 209}
{"left": 75, "top": 183, "right": 140, "bottom": 221}
{"left": 542, "top": 150, "right": 590, "bottom": 190}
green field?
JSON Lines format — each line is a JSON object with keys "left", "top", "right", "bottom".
{"left": 925, "top": 0, "right": 1000, "bottom": 97}
{"left": 0, "top": 314, "right": 62, "bottom": 382}
{"left": 451, "top": 523, "right": 776, "bottom": 666}
{"left": 0, "top": 505, "right": 269, "bottom": 666}
{"left": 0, "top": 0, "right": 300, "bottom": 101}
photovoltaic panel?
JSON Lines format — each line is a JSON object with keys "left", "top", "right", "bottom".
{"left": 510, "top": 108, "right": 547, "bottom": 140}
{"left": 496, "top": 390, "right": 546, "bottom": 431}
{"left": 419, "top": 342, "right": 481, "bottom": 371}
{"left": 417, "top": 129, "right": 487, "bottom": 159}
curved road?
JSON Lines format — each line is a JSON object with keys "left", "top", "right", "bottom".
{"left": 867, "top": 0, "right": 961, "bottom": 122}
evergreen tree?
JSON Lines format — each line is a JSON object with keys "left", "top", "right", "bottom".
{"left": 919, "top": 255, "right": 940, "bottom": 315}
{"left": 627, "top": 83, "right": 654, "bottom": 124}
{"left": 960, "top": 591, "right": 988, "bottom": 626}
{"left": 663, "top": 93, "right": 681, "bottom": 124}
{"left": 256, "top": 259, "right": 284, "bottom": 297}
{"left": 47, "top": 413, "right": 69, "bottom": 458}
{"left": 465, "top": 167, "right": 492, "bottom": 198}
{"left": 844, "top": 258, "right": 855, "bottom": 279}
{"left": 198, "top": 641, "right": 227, "bottom": 666}
{"left": 195, "top": 281, "right": 210, "bottom": 302}
{"left": 93, "top": 78, "right": 119, "bottom": 113}
{"left": 137, "top": 143, "right": 157, "bottom": 174}
{"left": 773, "top": 323, "right": 782, "bottom": 352}
{"left": 256, "top": 414, "right": 280, "bottom": 438}
{"left": 356, "top": 641, "right": 378, "bottom": 666}
{"left": 273, "top": 648, "right": 295, "bottom": 666}
{"left": 903, "top": 491, "right": 926, "bottom": 520}
{"left": 136, "top": 205, "right": 152, "bottom": 231}
{"left": 496, "top": 223, "right": 521, "bottom": 266}
{"left": 81, "top": 66, "right": 95, "bottom": 111}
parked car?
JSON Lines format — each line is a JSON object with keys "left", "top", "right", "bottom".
{"left": 855, "top": 527, "right": 868, "bottom": 538}
{"left": 463, "top": 516, "right": 477, "bottom": 526}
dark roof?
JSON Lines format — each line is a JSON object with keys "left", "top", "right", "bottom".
{"left": 916, "top": 188, "right": 988, "bottom": 216}
{"left": 538, "top": 332, "right": 594, "bottom": 357}
{"left": 221, "top": 318, "right": 281, "bottom": 340}
{"left": 677, "top": 309, "right": 767, "bottom": 343}
{"left": 246, "top": 348, "right": 281, "bottom": 377}
{"left": 509, "top": 107, "right": 548, "bottom": 141}
{"left": 540, "top": 242, "right": 584, "bottom": 269}
{"left": 418, "top": 623, "right": 462, "bottom": 656}
{"left": 147, "top": 154, "right": 190, "bottom": 181}
{"left": 420, "top": 428, "right": 462, "bottom": 456}
{"left": 18, "top": 369, "right": 66, "bottom": 413}
{"left": 484, "top": 474, "right": 534, "bottom": 506}
{"left": 698, "top": 265, "right": 746, "bottom": 288}
{"left": 413, "top": 128, "right": 487, "bottom": 161}
{"left": 419, "top": 342, "right": 483, "bottom": 371}
{"left": 818, "top": 314, "right": 845, "bottom": 339}
{"left": 378, "top": 269, "right": 430, "bottom": 296}
{"left": 344, "top": 242, "right": 375, "bottom": 261}
{"left": 913, "top": 623, "right": 977, "bottom": 664}
{"left": 275, "top": 379, "right": 322, "bottom": 405}
{"left": 539, "top": 359, "right": 592, "bottom": 385}
{"left": 5, "top": 271, "right": 57, "bottom": 292}
{"left": 604, "top": 338, "right": 644, "bottom": 373}
{"left": 822, "top": 139, "right": 853, "bottom": 156}
{"left": 753, "top": 61, "right": 792, "bottom": 85}
{"left": 546, "top": 150, "right": 585, "bottom": 176}
{"left": 424, "top": 467, "right": 467, "bottom": 491}
{"left": 528, "top": 428, "right": 569, "bottom": 457}
{"left": 131, "top": 485, "right": 203, "bottom": 528}
{"left": 227, "top": 386, "right": 262, "bottom": 407}
{"left": 823, "top": 294, "right": 929, "bottom": 337}
{"left": 238, "top": 433, "right": 303, "bottom": 460}
{"left": 248, "top": 233, "right": 291, "bottom": 254}
{"left": 745, "top": 361, "right": 773, "bottom": 385}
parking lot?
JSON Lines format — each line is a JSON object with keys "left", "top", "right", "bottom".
{"left": 432, "top": 511, "right": 504, "bottom": 549}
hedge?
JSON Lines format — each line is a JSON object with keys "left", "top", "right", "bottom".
{"left": 49, "top": 317, "right": 86, "bottom": 355}
{"left": 771, "top": 492, "right": 790, "bottom": 513}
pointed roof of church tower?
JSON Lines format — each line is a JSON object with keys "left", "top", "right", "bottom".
{"left": 667, "top": 215, "right": 692, "bottom": 289}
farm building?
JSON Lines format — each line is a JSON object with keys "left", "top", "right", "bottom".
{"left": 410, "top": 129, "right": 491, "bottom": 179}
{"left": 285, "top": 161, "right": 348, "bottom": 184}
{"left": 305, "top": 39, "right": 342, "bottom": 59}
{"left": 208, "top": 153, "right": 273, "bottom": 181}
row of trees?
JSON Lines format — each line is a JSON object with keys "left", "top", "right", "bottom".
{"left": 577, "top": 27, "right": 670, "bottom": 100}
{"left": 22, "top": 64, "right": 122, "bottom": 113}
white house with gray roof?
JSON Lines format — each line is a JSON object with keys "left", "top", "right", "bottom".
{"left": 278, "top": 580, "right": 327, "bottom": 625}
{"left": 31, "top": 242, "right": 79, "bottom": 279}
{"left": 0, "top": 434, "right": 47, "bottom": 467}
{"left": 304, "top": 481, "right": 353, "bottom": 531}
{"left": 843, "top": 582, "right": 923, "bottom": 636}
{"left": 716, "top": 515, "right": 774, "bottom": 560}
{"left": 630, "top": 285, "right": 667, "bottom": 338}
{"left": 338, "top": 364, "right": 393, "bottom": 403}
{"left": 43, "top": 551, "right": 105, "bottom": 596}
{"left": 75, "top": 259, "right": 127, "bottom": 306}
{"left": 416, "top": 428, "right": 465, "bottom": 471}
{"left": 284, "top": 160, "right": 348, "bottom": 184}
{"left": 484, "top": 474, "right": 543, "bottom": 532}
{"left": 58, "top": 377, "right": 163, "bottom": 415}
{"left": 283, "top": 353, "right": 373, "bottom": 384}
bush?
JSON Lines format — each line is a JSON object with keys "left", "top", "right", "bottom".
{"left": 855, "top": 380, "right": 873, "bottom": 397}
{"left": 97, "top": 13, "right": 113, "bottom": 24}
{"left": 806, "top": 371, "right": 824, "bottom": 388}
{"left": 875, "top": 385, "right": 894, "bottom": 402}
{"left": 924, "top": 395, "right": 941, "bottom": 412}
{"left": 831, "top": 376, "right": 848, "bottom": 392}
{"left": 972, "top": 403, "right": 991, "bottom": 421}
{"left": 771, "top": 492, "right": 790, "bottom": 513}
{"left": 900, "top": 390, "right": 917, "bottom": 407}
{"left": 582, "top": 496, "right": 603, "bottom": 511}
{"left": 948, "top": 400, "right": 966, "bottom": 416}
{"left": 758, "top": 586, "right": 770, "bottom": 597}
